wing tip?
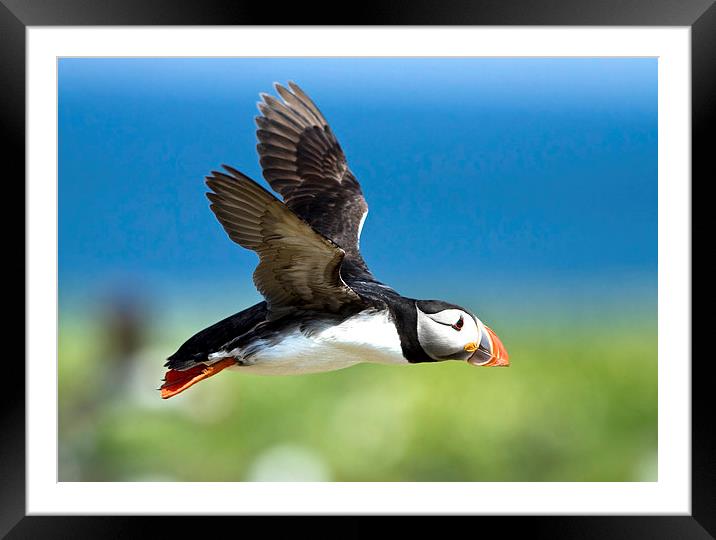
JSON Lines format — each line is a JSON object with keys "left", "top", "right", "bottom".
{"left": 205, "top": 165, "right": 245, "bottom": 181}
{"left": 222, "top": 163, "right": 244, "bottom": 178}
{"left": 273, "top": 81, "right": 288, "bottom": 95}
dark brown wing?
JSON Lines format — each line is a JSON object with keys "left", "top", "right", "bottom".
{"left": 206, "top": 165, "right": 364, "bottom": 319}
{"left": 255, "top": 82, "right": 370, "bottom": 270}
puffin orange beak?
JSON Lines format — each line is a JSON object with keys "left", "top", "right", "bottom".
{"left": 467, "top": 326, "right": 510, "bottom": 367}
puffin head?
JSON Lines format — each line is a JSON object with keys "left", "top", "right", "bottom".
{"left": 414, "top": 300, "right": 509, "bottom": 367}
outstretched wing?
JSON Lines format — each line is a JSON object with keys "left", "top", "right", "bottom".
{"left": 206, "top": 165, "right": 364, "bottom": 318}
{"left": 255, "top": 82, "right": 369, "bottom": 269}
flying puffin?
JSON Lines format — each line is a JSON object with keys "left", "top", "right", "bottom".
{"left": 160, "top": 82, "right": 509, "bottom": 399}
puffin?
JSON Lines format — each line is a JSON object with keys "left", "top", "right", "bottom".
{"left": 160, "top": 82, "right": 509, "bottom": 399}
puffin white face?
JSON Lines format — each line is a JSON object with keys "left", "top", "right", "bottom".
{"left": 415, "top": 302, "right": 509, "bottom": 366}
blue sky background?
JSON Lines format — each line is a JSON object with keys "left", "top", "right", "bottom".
{"left": 58, "top": 58, "right": 657, "bottom": 318}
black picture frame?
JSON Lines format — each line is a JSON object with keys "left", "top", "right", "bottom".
{"left": 3, "top": 0, "right": 709, "bottom": 537}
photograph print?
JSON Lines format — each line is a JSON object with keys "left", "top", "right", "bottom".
{"left": 58, "top": 57, "right": 657, "bottom": 482}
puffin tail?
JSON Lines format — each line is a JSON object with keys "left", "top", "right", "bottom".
{"left": 159, "top": 358, "right": 236, "bottom": 399}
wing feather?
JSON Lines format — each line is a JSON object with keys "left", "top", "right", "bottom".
{"left": 206, "top": 166, "right": 364, "bottom": 318}
{"left": 255, "top": 82, "right": 370, "bottom": 272}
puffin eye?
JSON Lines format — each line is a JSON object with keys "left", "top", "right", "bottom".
{"left": 452, "top": 315, "right": 464, "bottom": 331}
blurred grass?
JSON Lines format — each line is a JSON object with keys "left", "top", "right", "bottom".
{"left": 58, "top": 298, "right": 656, "bottom": 482}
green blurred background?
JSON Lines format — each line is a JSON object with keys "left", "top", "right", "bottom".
{"left": 59, "top": 281, "right": 656, "bottom": 482}
{"left": 59, "top": 58, "right": 657, "bottom": 482}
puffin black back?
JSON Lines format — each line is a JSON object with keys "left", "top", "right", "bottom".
{"left": 165, "top": 301, "right": 268, "bottom": 371}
